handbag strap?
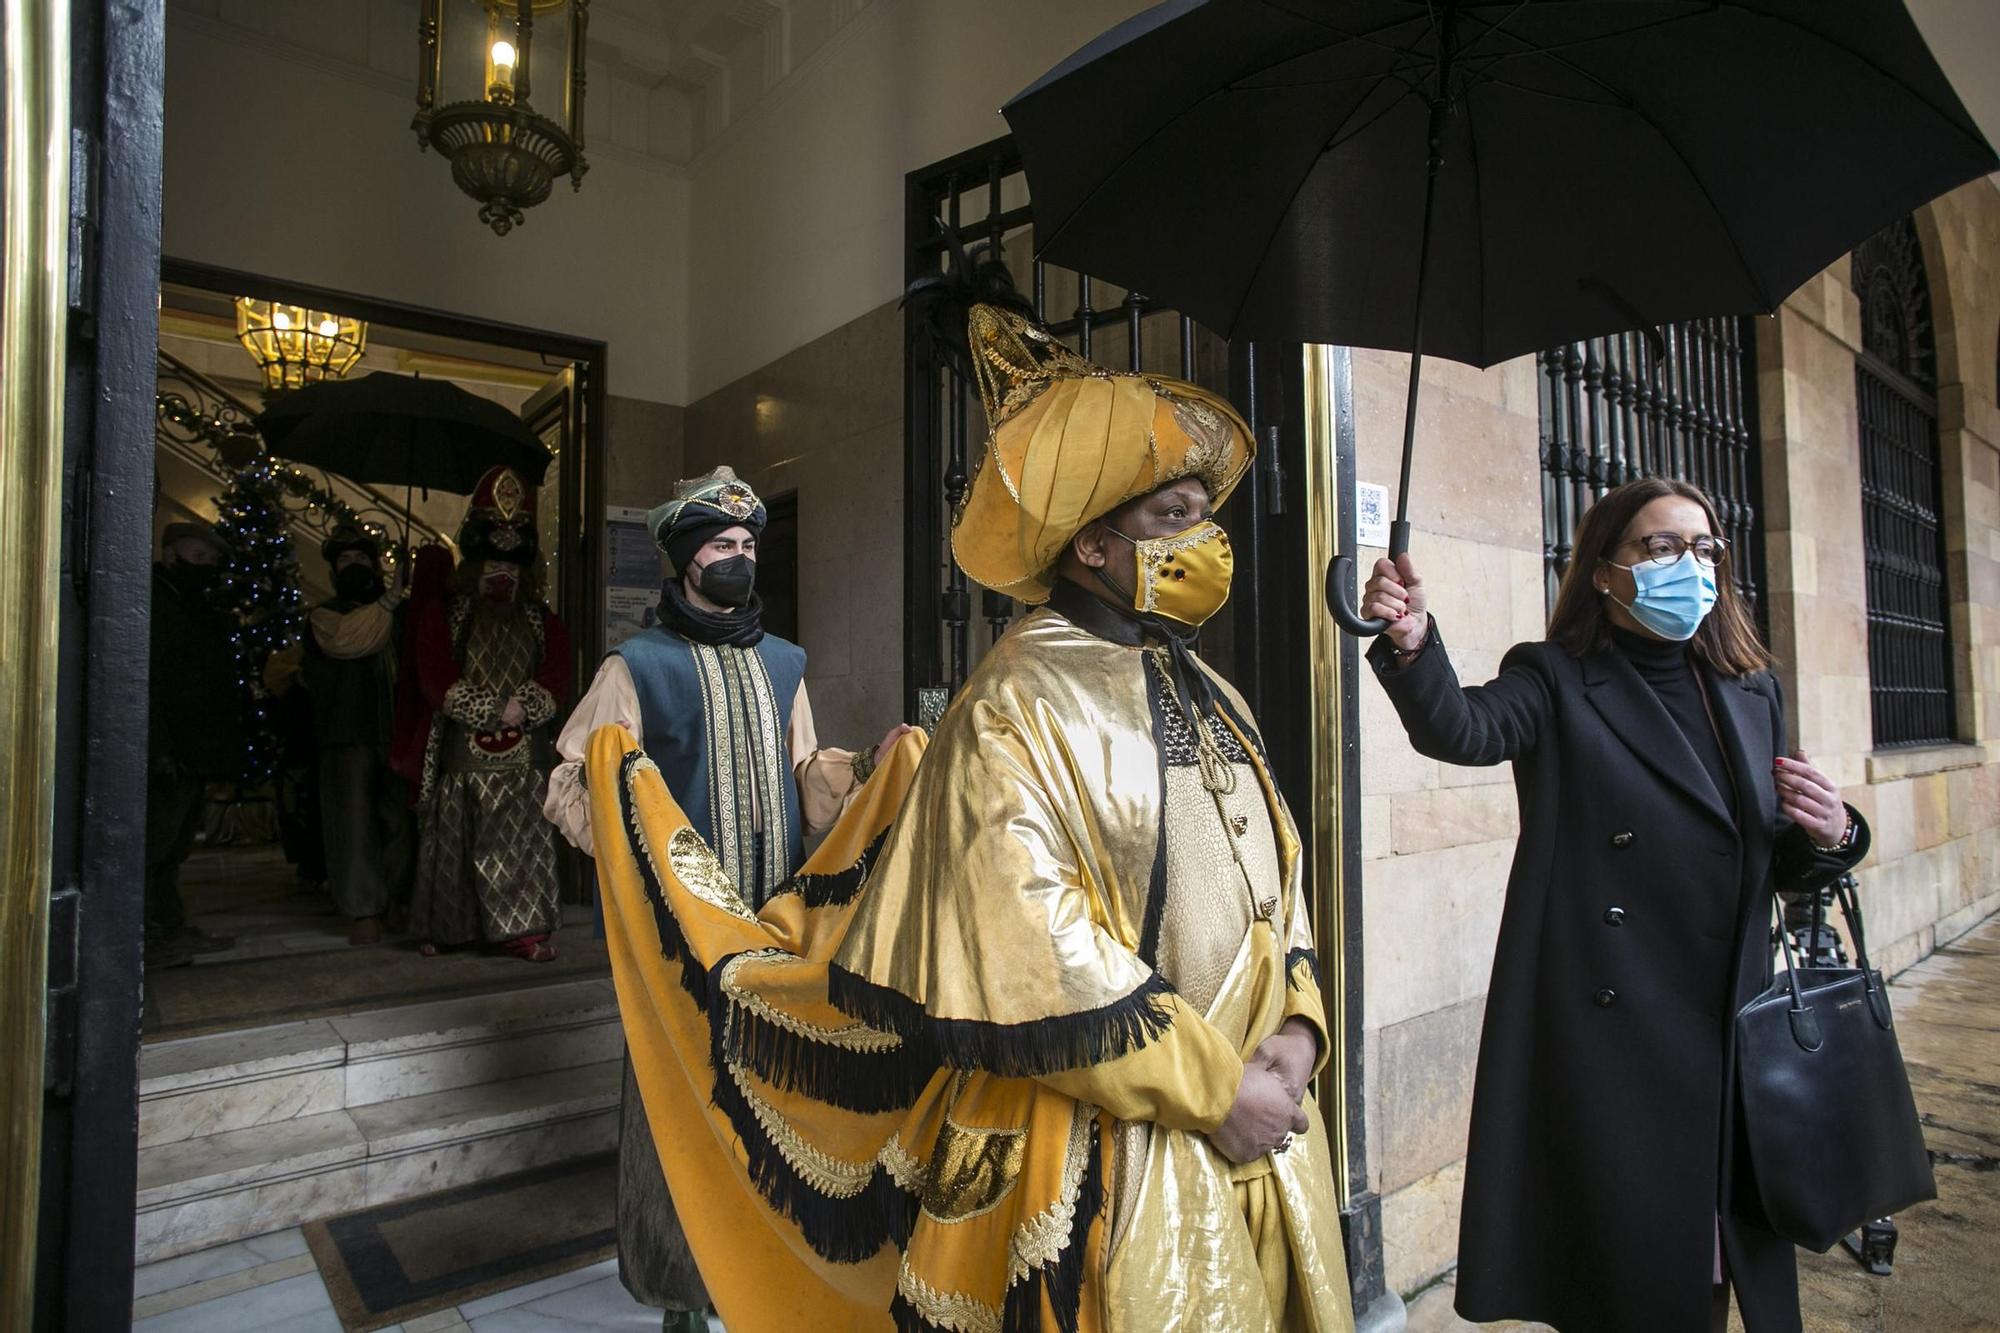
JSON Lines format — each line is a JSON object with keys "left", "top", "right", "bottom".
{"left": 1807, "top": 874, "right": 1880, "bottom": 980}
{"left": 1771, "top": 895, "right": 1810, "bottom": 1012}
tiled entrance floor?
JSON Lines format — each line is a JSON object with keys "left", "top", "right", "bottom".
{"left": 133, "top": 1227, "right": 726, "bottom": 1332}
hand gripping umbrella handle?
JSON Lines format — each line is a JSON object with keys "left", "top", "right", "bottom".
{"left": 1327, "top": 520, "right": 1411, "bottom": 637}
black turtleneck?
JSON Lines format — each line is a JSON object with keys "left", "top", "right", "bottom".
{"left": 1611, "top": 626, "right": 1733, "bottom": 817}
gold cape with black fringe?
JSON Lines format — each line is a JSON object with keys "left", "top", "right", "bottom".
{"left": 585, "top": 608, "right": 1353, "bottom": 1333}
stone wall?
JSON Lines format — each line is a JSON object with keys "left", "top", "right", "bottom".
{"left": 1758, "top": 180, "right": 2000, "bottom": 980}
{"left": 1346, "top": 346, "right": 1546, "bottom": 1298}
{"left": 680, "top": 301, "right": 905, "bottom": 752}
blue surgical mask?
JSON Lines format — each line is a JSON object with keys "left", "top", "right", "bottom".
{"left": 1610, "top": 550, "right": 1718, "bottom": 641}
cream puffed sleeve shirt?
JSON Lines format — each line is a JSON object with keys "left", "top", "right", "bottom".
{"left": 543, "top": 654, "right": 861, "bottom": 857}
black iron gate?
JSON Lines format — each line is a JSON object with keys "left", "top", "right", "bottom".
{"left": 902, "top": 136, "right": 1299, "bottom": 740}
{"left": 1536, "top": 318, "right": 1765, "bottom": 624}
{"left": 1853, "top": 216, "right": 1955, "bottom": 748}
{"left": 906, "top": 139, "right": 1210, "bottom": 711}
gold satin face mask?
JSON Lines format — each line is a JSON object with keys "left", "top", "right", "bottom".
{"left": 1107, "top": 520, "right": 1234, "bottom": 626}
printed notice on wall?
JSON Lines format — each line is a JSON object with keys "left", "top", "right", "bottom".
{"left": 605, "top": 504, "right": 661, "bottom": 652}
{"left": 1356, "top": 481, "right": 1390, "bottom": 548}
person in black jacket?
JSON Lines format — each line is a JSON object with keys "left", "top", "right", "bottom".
{"left": 1362, "top": 478, "right": 1868, "bottom": 1333}
{"left": 146, "top": 521, "right": 246, "bottom": 969}
{"left": 302, "top": 526, "right": 411, "bottom": 945}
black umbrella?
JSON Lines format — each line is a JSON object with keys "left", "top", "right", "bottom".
{"left": 256, "top": 371, "right": 552, "bottom": 493}
{"left": 1002, "top": 0, "right": 1998, "bottom": 634}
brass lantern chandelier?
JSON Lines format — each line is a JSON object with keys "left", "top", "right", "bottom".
{"left": 234, "top": 299, "right": 368, "bottom": 393}
{"left": 414, "top": 0, "right": 591, "bottom": 236}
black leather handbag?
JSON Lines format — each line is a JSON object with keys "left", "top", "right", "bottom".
{"left": 1734, "top": 881, "right": 1935, "bottom": 1252}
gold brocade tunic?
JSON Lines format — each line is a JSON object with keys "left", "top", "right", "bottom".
{"left": 832, "top": 607, "right": 1352, "bottom": 1332}
{"left": 576, "top": 600, "right": 1351, "bottom": 1333}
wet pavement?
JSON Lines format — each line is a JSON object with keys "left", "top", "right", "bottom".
{"left": 1406, "top": 913, "right": 2000, "bottom": 1333}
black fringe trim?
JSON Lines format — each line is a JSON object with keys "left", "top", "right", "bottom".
{"left": 764, "top": 828, "right": 890, "bottom": 909}
{"left": 886, "top": 1115, "right": 1105, "bottom": 1333}
{"left": 619, "top": 751, "right": 713, "bottom": 1009}
{"left": 827, "top": 966, "right": 1177, "bottom": 1079}
{"left": 708, "top": 1042, "right": 918, "bottom": 1265}
{"left": 619, "top": 757, "right": 926, "bottom": 1264}
{"left": 707, "top": 952, "right": 938, "bottom": 1115}
{"left": 1286, "top": 946, "right": 1322, "bottom": 990}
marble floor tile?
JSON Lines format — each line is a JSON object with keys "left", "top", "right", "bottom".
{"left": 401, "top": 1308, "right": 474, "bottom": 1331}
{"left": 466, "top": 1273, "right": 662, "bottom": 1330}
{"left": 131, "top": 1226, "right": 309, "bottom": 1299}
{"left": 131, "top": 1253, "right": 318, "bottom": 1320}
{"left": 456, "top": 1258, "right": 618, "bottom": 1318}
{"left": 131, "top": 1270, "right": 341, "bottom": 1333}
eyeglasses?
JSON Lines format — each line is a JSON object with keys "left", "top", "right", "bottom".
{"left": 1622, "top": 532, "right": 1729, "bottom": 567}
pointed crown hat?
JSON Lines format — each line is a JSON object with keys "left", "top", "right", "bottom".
{"left": 911, "top": 254, "right": 1254, "bottom": 605}
{"left": 457, "top": 464, "right": 539, "bottom": 565}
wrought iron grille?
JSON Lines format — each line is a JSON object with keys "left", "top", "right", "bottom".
{"left": 903, "top": 136, "right": 1235, "bottom": 719}
{"left": 1854, "top": 216, "right": 1955, "bottom": 748}
{"left": 1537, "top": 318, "right": 1764, "bottom": 620}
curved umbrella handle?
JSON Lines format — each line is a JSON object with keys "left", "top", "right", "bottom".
{"left": 1325, "top": 521, "right": 1411, "bottom": 638}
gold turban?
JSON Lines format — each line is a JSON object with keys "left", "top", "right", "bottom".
{"left": 949, "top": 304, "right": 1255, "bottom": 604}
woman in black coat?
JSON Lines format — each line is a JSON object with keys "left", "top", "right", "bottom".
{"left": 1362, "top": 478, "right": 1868, "bottom": 1333}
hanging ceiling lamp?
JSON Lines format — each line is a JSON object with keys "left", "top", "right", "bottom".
{"left": 413, "top": 0, "right": 591, "bottom": 236}
{"left": 234, "top": 299, "right": 368, "bottom": 393}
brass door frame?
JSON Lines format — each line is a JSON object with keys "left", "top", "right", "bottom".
{"left": 1, "top": 0, "right": 73, "bottom": 1320}
{"left": 1302, "top": 344, "right": 1351, "bottom": 1196}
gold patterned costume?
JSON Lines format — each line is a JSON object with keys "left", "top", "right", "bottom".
{"left": 587, "top": 286, "right": 1353, "bottom": 1331}
{"left": 585, "top": 601, "right": 1349, "bottom": 1331}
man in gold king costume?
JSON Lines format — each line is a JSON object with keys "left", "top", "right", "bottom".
{"left": 580, "top": 279, "right": 1353, "bottom": 1332}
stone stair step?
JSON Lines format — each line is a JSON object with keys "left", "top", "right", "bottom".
{"left": 139, "top": 1021, "right": 348, "bottom": 1149}
{"left": 332, "top": 979, "right": 621, "bottom": 1107}
{"left": 138, "top": 979, "right": 620, "bottom": 1148}
{"left": 134, "top": 1059, "right": 622, "bottom": 1264}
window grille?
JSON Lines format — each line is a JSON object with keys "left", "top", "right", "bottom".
{"left": 1854, "top": 216, "right": 1955, "bottom": 748}
{"left": 1537, "top": 318, "right": 1764, "bottom": 619}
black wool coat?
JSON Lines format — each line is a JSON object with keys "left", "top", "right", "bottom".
{"left": 1367, "top": 625, "right": 1868, "bottom": 1333}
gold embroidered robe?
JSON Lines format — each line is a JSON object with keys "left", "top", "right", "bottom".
{"left": 584, "top": 607, "right": 1352, "bottom": 1333}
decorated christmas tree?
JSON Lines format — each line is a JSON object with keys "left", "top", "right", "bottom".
{"left": 210, "top": 459, "right": 308, "bottom": 786}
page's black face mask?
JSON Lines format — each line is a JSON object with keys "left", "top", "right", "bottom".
{"left": 334, "top": 565, "right": 384, "bottom": 602}
{"left": 692, "top": 554, "right": 757, "bottom": 609}
{"left": 168, "top": 562, "right": 223, "bottom": 595}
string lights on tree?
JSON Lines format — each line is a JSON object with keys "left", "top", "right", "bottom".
{"left": 157, "top": 392, "right": 390, "bottom": 785}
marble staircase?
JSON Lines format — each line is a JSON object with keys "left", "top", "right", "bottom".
{"left": 135, "top": 978, "right": 624, "bottom": 1264}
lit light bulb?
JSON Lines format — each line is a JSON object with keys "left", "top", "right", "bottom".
{"left": 317, "top": 318, "right": 339, "bottom": 337}
{"left": 272, "top": 309, "right": 293, "bottom": 331}
{"left": 490, "top": 39, "right": 517, "bottom": 99}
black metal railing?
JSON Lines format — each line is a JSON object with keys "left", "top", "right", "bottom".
{"left": 154, "top": 349, "right": 450, "bottom": 550}
{"left": 1853, "top": 217, "right": 1954, "bottom": 749}
{"left": 1537, "top": 317, "right": 1764, "bottom": 621}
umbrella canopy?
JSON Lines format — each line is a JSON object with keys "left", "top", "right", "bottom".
{"left": 256, "top": 371, "right": 552, "bottom": 494}
{"left": 1003, "top": 0, "right": 1997, "bottom": 364}
{"left": 1001, "top": 0, "right": 1997, "bottom": 633}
